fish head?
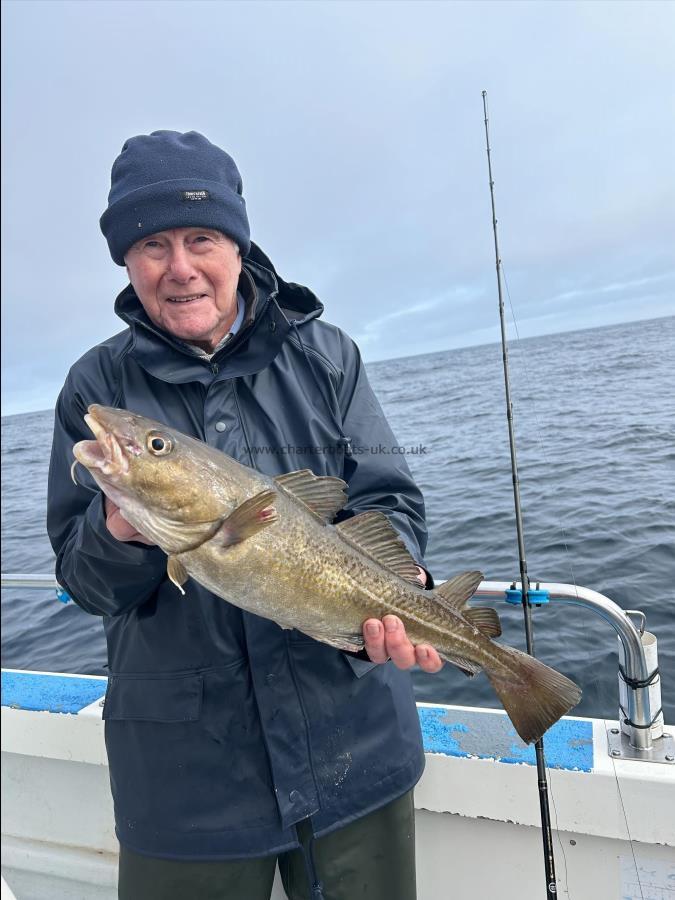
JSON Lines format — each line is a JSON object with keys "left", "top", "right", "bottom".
{"left": 73, "top": 405, "right": 232, "bottom": 551}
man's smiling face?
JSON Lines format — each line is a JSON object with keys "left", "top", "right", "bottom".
{"left": 125, "top": 227, "right": 242, "bottom": 352}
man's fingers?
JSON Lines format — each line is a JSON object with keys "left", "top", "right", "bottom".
{"left": 363, "top": 617, "right": 444, "bottom": 673}
{"left": 363, "top": 619, "right": 388, "bottom": 664}
{"left": 382, "top": 616, "right": 416, "bottom": 670}
{"left": 104, "top": 497, "right": 155, "bottom": 545}
{"left": 107, "top": 508, "right": 139, "bottom": 541}
{"left": 415, "top": 644, "right": 444, "bottom": 673}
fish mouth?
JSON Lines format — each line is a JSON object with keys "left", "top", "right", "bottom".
{"left": 73, "top": 405, "right": 134, "bottom": 478}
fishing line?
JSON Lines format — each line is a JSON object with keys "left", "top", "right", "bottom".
{"left": 499, "top": 252, "right": 581, "bottom": 900}
{"left": 481, "top": 94, "right": 645, "bottom": 900}
{"left": 501, "top": 263, "right": 597, "bottom": 900}
{"left": 545, "top": 766, "right": 572, "bottom": 899}
{"left": 609, "top": 752, "right": 646, "bottom": 900}
{"left": 501, "top": 268, "right": 646, "bottom": 896}
{"left": 499, "top": 266, "right": 581, "bottom": 594}
{"left": 481, "top": 89, "right": 559, "bottom": 898}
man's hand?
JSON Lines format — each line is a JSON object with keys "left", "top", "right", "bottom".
{"left": 104, "top": 497, "right": 155, "bottom": 546}
{"left": 362, "top": 566, "right": 443, "bottom": 674}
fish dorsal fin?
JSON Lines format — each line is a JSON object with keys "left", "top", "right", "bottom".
{"left": 434, "top": 571, "right": 484, "bottom": 610}
{"left": 274, "top": 469, "right": 348, "bottom": 524}
{"left": 335, "top": 511, "right": 421, "bottom": 585}
{"left": 434, "top": 571, "right": 501, "bottom": 637}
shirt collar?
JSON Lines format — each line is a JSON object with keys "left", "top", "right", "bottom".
{"left": 181, "top": 291, "right": 245, "bottom": 360}
{"left": 229, "top": 290, "right": 246, "bottom": 337}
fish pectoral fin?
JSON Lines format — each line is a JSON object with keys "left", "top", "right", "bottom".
{"left": 335, "top": 511, "right": 421, "bottom": 585}
{"left": 167, "top": 556, "right": 189, "bottom": 595}
{"left": 216, "top": 490, "right": 279, "bottom": 547}
{"left": 274, "top": 470, "right": 348, "bottom": 524}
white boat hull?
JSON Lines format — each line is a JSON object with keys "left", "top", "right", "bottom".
{"left": 2, "top": 671, "right": 674, "bottom": 899}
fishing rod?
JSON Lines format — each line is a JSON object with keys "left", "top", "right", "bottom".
{"left": 481, "top": 90, "right": 559, "bottom": 899}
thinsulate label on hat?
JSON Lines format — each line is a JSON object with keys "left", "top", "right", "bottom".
{"left": 181, "top": 190, "right": 210, "bottom": 201}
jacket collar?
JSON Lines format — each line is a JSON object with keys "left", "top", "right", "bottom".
{"left": 113, "top": 242, "right": 323, "bottom": 384}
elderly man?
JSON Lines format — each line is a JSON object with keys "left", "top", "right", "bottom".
{"left": 48, "top": 131, "right": 441, "bottom": 900}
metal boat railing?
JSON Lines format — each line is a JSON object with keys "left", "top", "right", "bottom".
{"left": 1, "top": 575, "right": 61, "bottom": 590}
{"left": 473, "top": 581, "right": 667, "bottom": 758}
{"left": 2, "top": 573, "right": 671, "bottom": 761}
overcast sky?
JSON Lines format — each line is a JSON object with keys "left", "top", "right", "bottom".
{"left": 1, "top": 0, "right": 673, "bottom": 416}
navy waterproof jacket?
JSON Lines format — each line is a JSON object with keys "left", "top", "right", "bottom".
{"left": 47, "top": 245, "right": 428, "bottom": 860}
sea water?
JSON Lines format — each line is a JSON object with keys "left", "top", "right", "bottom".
{"left": 2, "top": 315, "right": 674, "bottom": 721}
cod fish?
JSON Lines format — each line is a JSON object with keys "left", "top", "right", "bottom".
{"left": 73, "top": 405, "right": 581, "bottom": 744}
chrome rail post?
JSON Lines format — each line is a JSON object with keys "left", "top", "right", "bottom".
{"left": 1, "top": 574, "right": 60, "bottom": 590}
{"left": 474, "top": 581, "right": 654, "bottom": 751}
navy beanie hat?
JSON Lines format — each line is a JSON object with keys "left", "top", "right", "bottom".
{"left": 100, "top": 130, "right": 251, "bottom": 265}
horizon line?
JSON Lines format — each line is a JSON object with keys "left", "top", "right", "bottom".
{"left": 2, "top": 311, "right": 673, "bottom": 420}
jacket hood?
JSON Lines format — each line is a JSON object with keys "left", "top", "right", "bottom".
{"left": 246, "top": 242, "right": 324, "bottom": 325}
{"left": 112, "top": 242, "right": 324, "bottom": 384}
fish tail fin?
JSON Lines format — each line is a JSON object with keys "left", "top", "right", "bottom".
{"left": 486, "top": 647, "right": 582, "bottom": 744}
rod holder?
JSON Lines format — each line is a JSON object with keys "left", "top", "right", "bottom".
{"left": 618, "top": 628, "right": 663, "bottom": 741}
{"left": 475, "top": 581, "right": 658, "bottom": 752}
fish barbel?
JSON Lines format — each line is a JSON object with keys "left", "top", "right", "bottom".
{"left": 73, "top": 404, "right": 581, "bottom": 744}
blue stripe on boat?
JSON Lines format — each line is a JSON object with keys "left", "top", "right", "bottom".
{"left": 418, "top": 706, "right": 594, "bottom": 772}
{"left": 0, "top": 671, "right": 594, "bottom": 771}
{"left": 1, "top": 671, "right": 106, "bottom": 715}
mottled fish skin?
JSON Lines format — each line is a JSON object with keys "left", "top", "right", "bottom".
{"left": 181, "top": 493, "right": 492, "bottom": 665}
{"left": 73, "top": 405, "right": 582, "bottom": 744}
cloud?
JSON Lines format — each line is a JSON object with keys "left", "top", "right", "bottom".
{"left": 2, "top": 0, "right": 674, "bottom": 413}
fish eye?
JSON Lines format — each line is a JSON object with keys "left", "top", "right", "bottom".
{"left": 146, "top": 432, "right": 173, "bottom": 456}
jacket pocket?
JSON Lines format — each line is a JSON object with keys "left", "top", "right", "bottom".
{"left": 102, "top": 673, "right": 203, "bottom": 723}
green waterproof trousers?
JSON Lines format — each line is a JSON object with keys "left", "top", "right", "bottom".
{"left": 118, "top": 790, "right": 416, "bottom": 900}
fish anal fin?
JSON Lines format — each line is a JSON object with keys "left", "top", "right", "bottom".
{"left": 272, "top": 618, "right": 363, "bottom": 650}
{"left": 439, "top": 653, "right": 482, "bottom": 678}
{"left": 297, "top": 626, "right": 365, "bottom": 653}
{"left": 217, "top": 490, "right": 278, "bottom": 546}
{"left": 274, "top": 470, "right": 348, "bottom": 524}
{"left": 167, "top": 556, "right": 189, "bottom": 595}
{"left": 486, "top": 647, "right": 582, "bottom": 744}
{"left": 463, "top": 607, "right": 502, "bottom": 638}
{"left": 335, "top": 511, "right": 421, "bottom": 584}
